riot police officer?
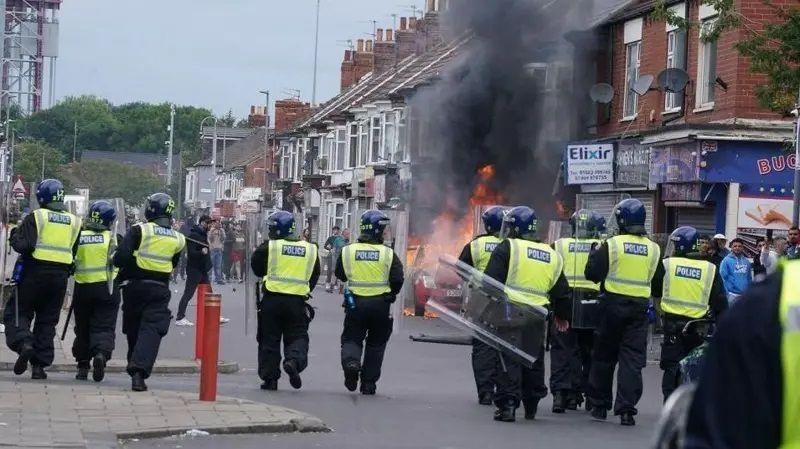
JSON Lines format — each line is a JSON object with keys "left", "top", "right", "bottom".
{"left": 72, "top": 200, "right": 121, "bottom": 382}
{"left": 585, "top": 198, "right": 662, "bottom": 426}
{"left": 550, "top": 209, "right": 606, "bottom": 413}
{"left": 683, "top": 260, "right": 797, "bottom": 449}
{"left": 483, "top": 206, "right": 570, "bottom": 422}
{"left": 114, "top": 193, "right": 185, "bottom": 392}
{"left": 651, "top": 226, "right": 726, "bottom": 401}
{"left": 250, "top": 211, "right": 320, "bottom": 391}
{"left": 4, "top": 179, "right": 81, "bottom": 379}
{"left": 335, "top": 210, "right": 404, "bottom": 395}
{"left": 458, "top": 205, "right": 505, "bottom": 406}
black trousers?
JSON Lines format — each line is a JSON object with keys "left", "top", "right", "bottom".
{"left": 492, "top": 344, "right": 547, "bottom": 408}
{"left": 72, "top": 282, "right": 121, "bottom": 364}
{"left": 257, "top": 295, "right": 310, "bottom": 381}
{"left": 588, "top": 297, "right": 649, "bottom": 415}
{"left": 176, "top": 267, "right": 209, "bottom": 320}
{"left": 549, "top": 322, "right": 594, "bottom": 394}
{"left": 660, "top": 316, "right": 703, "bottom": 401}
{"left": 121, "top": 280, "right": 172, "bottom": 378}
{"left": 340, "top": 297, "right": 393, "bottom": 384}
{"left": 3, "top": 265, "right": 69, "bottom": 367}
{"left": 472, "top": 339, "right": 497, "bottom": 396}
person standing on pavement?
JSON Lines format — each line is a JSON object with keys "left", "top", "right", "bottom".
{"left": 650, "top": 226, "right": 727, "bottom": 402}
{"left": 584, "top": 198, "right": 662, "bottom": 426}
{"left": 712, "top": 234, "right": 730, "bottom": 259}
{"left": 72, "top": 200, "right": 122, "bottom": 383}
{"left": 175, "top": 216, "right": 212, "bottom": 326}
{"left": 755, "top": 237, "right": 779, "bottom": 280}
{"left": 114, "top": 193, "right": 185, "bottom": 392}
{"left": 719, "top": 238, "right": 752, "bottom": 306}
{"left": 209, "top": 220, "right": 226, "bottom": 285}
{"left": 223, "top": 221, "right": 234, "bottom": 280}
{"left": 250, "top": 211, "right": 320, "bottom": 391}
{"left": 786, "top": 226, "right": 800, "bottom": 259}
{"left": 550, "top": 209, "right": 605, "bottom": 413}
{"left": 323, "top": 226, "right": 345, "bottom": 292}
{"left": 335, "top": 210, "right": 404, "bottom": 396}
{"left": 3, "top": 179, "right": 81, "bottom": 380}
{"left": 773, "top": 236, "right": 788, "bottom": 258}
{"left": 457, "top": 206, "right": 505, "bottom": 406}
{"left": 482, "top": 206, "right": 570, "bottom": 422}
{"left": 230, "top": 224, "right": 245, "bottom": 282}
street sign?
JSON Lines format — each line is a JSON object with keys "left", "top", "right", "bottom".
{"left": 11, "top": 176, "right": 27, "bottom": 200}
{"left": 241, "top": 200, "right": 261, "bottom": 213}
{"left": 211, "top": 207, "right": 221, "bottom": 219}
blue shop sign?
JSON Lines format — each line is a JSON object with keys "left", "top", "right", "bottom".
{"left": 700, "top": 141, "right": 794, "bottom": 185}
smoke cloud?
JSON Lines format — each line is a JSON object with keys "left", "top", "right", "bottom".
{"left": 410, "top": 0, "right": 620, "bottom": 237}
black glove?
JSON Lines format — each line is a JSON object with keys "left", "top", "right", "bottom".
{"left": 383, "top": 295, "right": 396, "bottom": 304}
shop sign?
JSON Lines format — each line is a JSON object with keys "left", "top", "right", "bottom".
{"left": 565, "top": 144, "right": 614, "bottom": 185}
{"left": 701, "top": 141, "right": 795, "bottom": 185}
{"left": 615, "top": 142, "right": 650, "bottom": 189}
{"left": 650, "top": 143, "right": 701, "bottom": 185}
{"left": 663, "top": 183, "right": 702, "bottom": 202}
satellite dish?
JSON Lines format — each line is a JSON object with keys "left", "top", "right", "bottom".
{"left": 590, "top": 83, "right": 615, "bottom": 104}
{"left": 632, "top": 74, "right": 655, "bottom": 96}
{"left": 657, "top": 68, "right": 690, "bottom": 93}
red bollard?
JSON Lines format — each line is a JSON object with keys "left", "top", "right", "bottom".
{"left": 199, "top": 292, "right": 221, "bottom": 401}
{"left": 195, "top": 283, "right": 210, "bottom": 360}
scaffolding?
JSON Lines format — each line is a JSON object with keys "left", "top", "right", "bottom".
{"left": 1, "top": 0, "right": 61, "bottom": 117}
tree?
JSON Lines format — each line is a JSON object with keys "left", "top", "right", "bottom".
{"left": 13, "top": 140, "right": 64, "bottom": 183}
{"left": 654, "top": 0, "right": 800, "bottom": 113}
{"left": 59, "top": 159, "right": 164, "bottom": 206}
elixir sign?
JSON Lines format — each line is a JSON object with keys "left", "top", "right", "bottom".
{"left": 565, "top": 144, "right": 614, "bottom": 185}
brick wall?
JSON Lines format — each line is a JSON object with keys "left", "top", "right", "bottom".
{"left": 275, "top": 100, "right": 312, "bottom": 134}
{"left": 373, "top": 28, "right": 396, "bottom": 74}
{"left": 340, "top": 50, "right": 356, "bottom": 92}
{"left": 596, "top": 0, "right": 790, "bottom": 139}
{"left": 248, "top": 106, "right": 266, "bottom": 128}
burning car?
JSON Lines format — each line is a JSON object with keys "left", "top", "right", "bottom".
{"left": 410, "top": 247, "right": 465, "bottom": 316}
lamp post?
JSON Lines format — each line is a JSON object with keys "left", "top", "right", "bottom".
{"left": 199, "top": 116, "right": 219, "bottom": 205}
{"left": 312, "top": 0, "right": 321, "bottom": 106}
{"left": 258, "top": 90, "right": 270, "bottom": 199}
{"left": 793, "top": 88, "right": 800, "bottom": 226}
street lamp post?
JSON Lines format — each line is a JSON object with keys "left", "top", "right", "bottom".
{"left": 259, "top": 90, "right": 270, "bottom": 199}
{"left": 167, "top": 105, "right": 175, "bottom": 186}
{"left": 200, "top": 116, "right": 219, "bottom": 206}
{"left": 793, "top": 88, "right": 800, "bottom": 226}
{"left": 312, "top": 0, "right": 321, "bottom": 106}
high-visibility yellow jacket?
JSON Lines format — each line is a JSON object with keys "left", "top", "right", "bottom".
{"left": 341, "top": 242, "right": 394, "bottom": 297}
{"left": 263, "top": 239, "right": 318, "bottom": 296}
{"left": 504, "top": 238, "right": 563, "bottom": 307}
{"left": 554, "top": 237, "right": 601, "bottom": 291}
{"left": 605, "top": 234, "right": 660, "bottom": 299}
{"left": 31, "top": 208, "right": 81, "bottom": 264}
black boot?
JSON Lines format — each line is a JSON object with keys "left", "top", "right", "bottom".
{"left": 283, "top": 360, "right": 302, "bottom": 390}
{"left": 13, "top": 344, "right": 34, "bottom": 375}
{"left": 260, "top": 379, "right": 278, "bottom": 391}
{"left": 620, "top": 412, "right": 636, "bottom": 426}
{"left": 552, "top": 391, "right": 567, "bottom": 414}
{"left": 478, "top": 391, "right": 494, "bottom": 406}
{"left": 567, "top": 391, "right": 581, "bottom": 410}
{"left": 523, "top": 399, "right": 540, "bottom": 420}
{"left": 131, "top": 372, "right": 148, "bottom": 392}
{"left": 493, "top": 404, "right": 516, "bottom": 422}
{"left": 92, "top": 354, "right": 107, "bottom": 382}
{"left": 360, "top": 381, "right": 377, "bottom": 395}
{"left": 31, "top": 365, "right": 47, "bottom": 380}
{"left": 591, "top": 406, "right": 607, "bottom": 421}
{"left": 76, "top": 362, "right": 90, "bottom": 380}
{"left": 343, "top": 361, "right": 360, "bottom": 392}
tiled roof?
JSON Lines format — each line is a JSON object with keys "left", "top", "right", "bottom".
{"left": 80, "top": 150, "right": 176, "bottom": 169}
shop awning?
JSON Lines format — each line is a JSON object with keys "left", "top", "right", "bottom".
{"left": 642, "top": 127, "right": 794, "bottom": 146}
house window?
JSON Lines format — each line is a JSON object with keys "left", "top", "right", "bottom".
{"left": 383, "top": 112, "right": 396, "bottom": 163}
{"left": 358, "top": 121, "right": 368, "bottom": 166}
{"left": 293, "top": 140, "right": 302, "bottom": 181}
{"left": 336, "top": 127, "right": 346, "bottom": 171}
{"left": 696, "top": 18, "right": 718, "bottom": 109}
{"left": 397, "top": 109, "right": 409, "bottom": 162}
{"left": 327, "top": 201, "right": 345, "bottom": 236}
{"left": 370, "top": 117, "right": 382, "bottom": 163}
{"left": 325, "top": 132, "right": 337, "bottom": 173}
{"left": 665, "top": 29, "right": 686, "bottom": 111}
{"left": 623, "top": 41, "right": 641, "bottom": 118}
{"left": 347, "top": 123, "right": 358, "bottom": 169}
{"left": 280, "top": 145, "right": 291, "bottom": 180}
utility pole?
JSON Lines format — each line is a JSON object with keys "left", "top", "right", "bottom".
{"left": 793, "top": 87, "right": 800, "bottom": 226}
{"left": 167, "top": 104, "right": 175, "bottom": 186}
{"left": 259, "top": 90, "right": 270, "bottom": 200}
{"left": 72, "top": 121, "right": 77, "bottom": 162}
{"left": 312, "top": 0, "right": 321, "bottom": 106}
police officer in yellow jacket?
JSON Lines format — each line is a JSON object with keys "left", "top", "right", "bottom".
{"left": 335, "top": 210, "right": 404, "bottom": 395}
{"left": 651, "top": 226, "right": 727, "bottom": 402}
{"left": 549, "top": 209, "right": 605, "bottom": 413}
{"left": 585, "top": 198, "right": 662, "bottom": 426}
{"left": 458, "top": 206, "right": 506, "bottom": 405}
{"left": 250, "top": 211, "right": 320, "bottom": 391}
{"left": 683, "top": 260, "right": 798, "bottom": 449}
{"left": 483, "top": 206, "right": 570, "bottom": 422}
{"left": 4, "top": 179, "right": 81, "bottom": 379}
{"left": 113, "top": 193, "right": 185, "bottom": 392}
{"left": 72, "top": 200, "right": 122, "bottom": 382}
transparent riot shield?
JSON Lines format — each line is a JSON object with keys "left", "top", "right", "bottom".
{"left": 243, "top": 210, "right": 263, "bottom": 336}
{"left": 103, "top": 198, "right": 126, "bottom": 294}
{"left": 651, "top": 383, "right": 696, "bottom": 449}
{"left": 432, "top": 255, "right": 549, "bottom": 368}
{"left": 384, "top": 210, "right": 409, "bottom": 329}
{"left": 571, "top": 209, "right": 601, "bottom": 330}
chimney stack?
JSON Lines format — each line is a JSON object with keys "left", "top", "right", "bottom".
{"left": 386, "top": 28, "right": 394, "bottom": 42}
{"left": 400, "top": 17, "right": 407, "bottom": 30}
{"left": 341, "top": 49, "right": 356, "bottom": 91}
{"left": 409, "top": 17, "right": 418, "bottom": 30}
{"left": 376, "top": 28, "right": 384, "bottom": 42}
{"left": 357, "top": 39, "right": 365, "bottom": 52}
{"left": 427, "top": 0, "right": 435, "bottom": 12}
{"left": 365, "top": 39, "right": 373, "bottom": 52}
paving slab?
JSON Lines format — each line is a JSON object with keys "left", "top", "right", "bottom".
{"left": 0, "top": 379, "right": 328, "bottom": 448}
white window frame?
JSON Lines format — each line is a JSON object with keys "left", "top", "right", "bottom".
{"left": 325, "top": 132, "right": 338, "bottom": 173}
{"left": 326, "top": 200, "right": 345, "bottom": 237}
{"left": 369, "top": 116, "right": 383, "bottom": 164}
{"left": 335, "top": 127, "right": 347, "bottom": 171}
{"left": 664, "top": 30, "right": 682, "bottom": 113}
{"left": 623, "top": 40, "right": 641, "bottom": 119}
{"left": 397, "top": 108, "right": 409, "bottom": 162}
{"left": 382, "top": 111, "right": 397, "bottom": 163}
{"left": 280, "top": 144, "right": 291, "bottom": 180}
{"left": 347, "top": 123, "right": 358, "bottom": 169}
{"left": 695, "top": 17, "right": 718, "bottom": 111}
{"left": 358, "top": 120, "right": 368, "bottom": 167}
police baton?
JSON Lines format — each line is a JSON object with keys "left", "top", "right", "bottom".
{"left": 60, "top": 300, "right": 74, "bottom": 341}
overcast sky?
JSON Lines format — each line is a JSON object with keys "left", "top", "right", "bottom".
{"left": 56, "top": 0, "right": 426, "bottom": 118}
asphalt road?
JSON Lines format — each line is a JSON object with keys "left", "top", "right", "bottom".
{"left": 115, "top": 280, "right": 665, "bottom": 449}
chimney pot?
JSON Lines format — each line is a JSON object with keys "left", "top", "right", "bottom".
{"left": 250, "top": 106, "right": 255, "bottom": 114}
{"left": 386, "top": 28, "right": 394, "bottom": 42}
{"left": 344, "top": 49, "right": 352, "bottom": 61}
{"left": 400, "top": 17, "right": 407, "bottom": 30}
{"left": 376, "top": 28, "right": 384, "bottom": 42}
{"left": 365, "top": 40, "right": 373, "bottom": 52}
{"left": 427, "top": 0, "right": 435, "bottom": 12}
{"left": 357, "top": 39, "right": 365, "bottom": 52}
{"left": 409, "top": 17, "right": 418, "bottom": 30}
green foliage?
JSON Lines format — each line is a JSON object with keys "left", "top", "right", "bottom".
{"left": 653, "top": 1, "right": 800, "bottom": 113}
{"left": 13, "top": 140, "right": 64, "bottom": 183}
{"left": 59, "top": 159, "right": 164, "bottom": 206}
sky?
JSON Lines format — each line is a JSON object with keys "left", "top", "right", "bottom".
{"left": 56, "top": 0, "right": 426, "bottom": 118}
